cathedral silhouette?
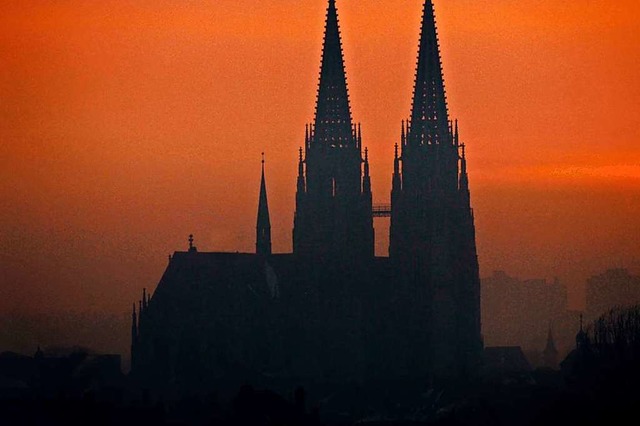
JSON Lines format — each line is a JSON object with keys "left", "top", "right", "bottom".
{"left": 130, "top": 0, "right": 482, "bottom": 391}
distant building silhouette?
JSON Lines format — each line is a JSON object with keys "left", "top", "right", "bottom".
{"left": 586, "top": 268, "right": 640, "bottom": 320}
{"left": 130, "top": 0, "right": 482, "bottom": 389}
{"left": 482, "top": 270, "right": 578, "bottom": 365}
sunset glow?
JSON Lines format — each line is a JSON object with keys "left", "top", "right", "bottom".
{"left": 1, "top": 0, "right": 639, "bottom": 315}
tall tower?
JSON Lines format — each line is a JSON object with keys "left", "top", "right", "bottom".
{"left": 256, "top": 154, "right": 272, "bottom": 256}
{"left": 293, "top": 0, "right": 374, "bottom": 261}
{"left": 390, "top": 0, "right": 482, "bottom": 376}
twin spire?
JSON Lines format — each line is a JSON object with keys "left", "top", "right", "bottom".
{"left": 313, "top": 0, "right": 451, "bottom": 149}
{"left": 260, "top": 0, "right": 463, "bottom": 256}
{"left": 313, "top": 0, "right": 354, "bottom": 148}
{"left": 409, "top": 0, "right": 450, "bottom": 146}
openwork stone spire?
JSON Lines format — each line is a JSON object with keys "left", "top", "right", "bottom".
{"left": 409, "top": 0, "right": 450, "bottom": 146}
{"left": 313, "top": 0, "right": 354, "bottom": 148}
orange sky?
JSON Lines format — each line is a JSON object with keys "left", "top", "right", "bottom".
{"left": 1, "top": 0, "right": 639, "bottom": 314}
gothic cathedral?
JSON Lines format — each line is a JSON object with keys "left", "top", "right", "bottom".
{"left": 130, "top": 0, "right": 482, "bottom": 390}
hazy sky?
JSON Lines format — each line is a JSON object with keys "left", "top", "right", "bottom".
{"left": 1, "top": 0, "right": 639, "bottom": 315}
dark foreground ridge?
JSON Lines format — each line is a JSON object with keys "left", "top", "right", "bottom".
{"left": 4, "top": 306, "right": 640, "bottom": 424}
{"left": 2, "top": 339, "right": 640, "bottom": 426}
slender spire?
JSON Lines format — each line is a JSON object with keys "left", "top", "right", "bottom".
{"left": 142, "top": 288, "right": 147, "bottom": 310}
{"left": 409, "top": 0, "right": 450, "bottom": 146}
{"left": 313, "top": 0, "right": 354, "bottom": 148}
{"left": 256, "top": 153, "right": 272, "bottom": 256}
